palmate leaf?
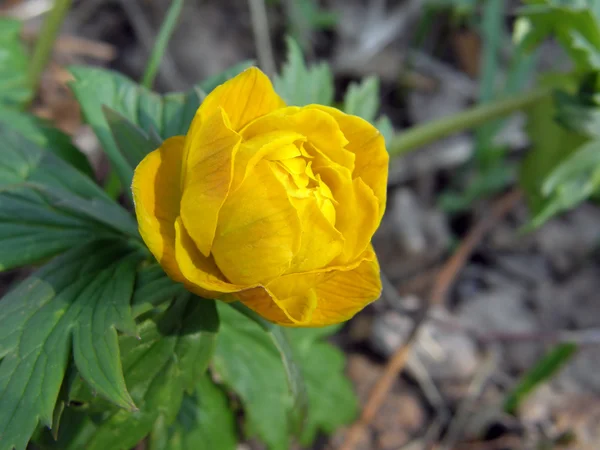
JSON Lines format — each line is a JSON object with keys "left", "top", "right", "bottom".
{"left": 44, "top": 296, "right": 219, "bottom": 450}
{"left": 0, "top": 108, "right": 93, "bottom": 177}
{"left": 0, "top": 241, "right": 144, "bottom": 450}
{"left": 69, "top": 62, "right": 252, "bottom": 195}
{"left": 213, "top": 303, "right": 358, "bottom": 450}
{"left": 148, "top": 374, "right": 238, "bottom": 450}
{"left": 274, "top": 36, "right": 334, "bottom": 107}
{"left": 0, "top": 18, "right": 30, "bottom": 107}
{"left": 0, "top": 125, "right": 138, "bottom": 270}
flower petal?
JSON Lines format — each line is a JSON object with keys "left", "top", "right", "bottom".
{"left": 195, "top": 67, "right": 286, "bottom": 132}
{"left": 132, "top": 136, "right": 185, "bottom": 282}
{"left": 174, "top": 217, "right": 241, "bottom": 298}
{"left": 287, "top": 196, "right": 344, "bottom": 273}
{"left": 242, "top": 107, "right": 355, "bottom": 171}
{"left": 319, "top": 166, "right": 380, "bottom": 264}
{"left": 180, "top": 107, "right": 242, "bottom": 257}
{"left": 238, "top": 248, "right": 381, "bottom": 326}
{"left": 211, "top": 160, "right": 302, "bottom": 285}
{"left": 311, "top": 105, "right": 388, "bottom": 219}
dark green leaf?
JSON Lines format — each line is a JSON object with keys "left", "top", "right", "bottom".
{"left": 68, "top": 66, "right": 203, "bottom": 195}
{"left": 0, "top": 109, "right": 93, "bottom": 177}
{"left": 0, "top": 18, "right": 30, "bottom": 107}
{"left": 214, "top": 303, "right": 357, "bottom": 450}
{"left": 0, "top": 242, "right": 142, "bottom": 450}
{"left": 504, "top": 343, "right": 577, "bottom": 414}
{"left": 343, "top": 76, "right": 380, "bottom": 123}
{"left": 60, "top": 296, "right": 219, "bottom": 450}
{"left": 131, "top": 264, "right": 185, "bottom": 318}
{"left": 0, "top": 126, "right": 139, "bottom": 270}
{"left": 148, "top": 374, "right": 238, "bottom": 450}
{"left": 274, "top": 36, "right": 334, "bottom": 106}
{"left": 103, "top": 106, "right": 160, "bottom": 170}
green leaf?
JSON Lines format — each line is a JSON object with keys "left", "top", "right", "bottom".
{"left": 504, "top": 343, "right": 577, "bottom": 414}
{"left": 516, "top": 0, "right": 600, "bottom": 71}
{"left": 68, "top": 66, "right": 203, "bottom": 197}
{"left": 0, "top": 125, "right": 139, "bottom": 270}
{"left": 214, "top": 303, "right": 357, "bottom": 450}
{"left": 274, "top": 36, "right": 334, "bottom": 106}
{"left": 0, "top": 18, "right": 30, "bottom": 107}
{"left": 527, "top": 139, "right": 600, "bottom": 228}
{"left": 343, "top": 76, "right": 380, "bottom": 123}
{"left": 519, "top": 75, "right": 588, "bottom": 221}
{"left": 59, "top": 296, "right": 219, "bottom": 450}
{"left": 374, "top": 115, "right": 394, "bottom": 146}
{"left": 131, "top": 264, "right": 186, "bottom": 318}
{"left": 148, "top": 374, "right": 238, "bottom": 450}
{"left": 103, "top": 106, "right": 161, "bottom": 170}
{"left": 0, "top": 109, "right": 94, "bottom": 177}
{"left": 0, "top": 242, "right": 143, "bottom": 450}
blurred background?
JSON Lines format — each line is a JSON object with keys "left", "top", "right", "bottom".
{"left": 1, "top": 0, "right": 600, "bottom": 449}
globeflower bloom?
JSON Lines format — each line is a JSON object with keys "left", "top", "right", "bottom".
{"left": 132, "top": 67, "right": 388, "bottom": 326}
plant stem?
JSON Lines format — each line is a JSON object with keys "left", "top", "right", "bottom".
{"left": 141, "top": 0, "right": 185, "bottom": 89}
{"left": 27, "top": 0, "right": 73, "bottom": 99}
{"left": 248, "top": 0, "right": 276, "bottom": 77}
{"left": 388, "top": 87, "right": 550, "bottom": 157}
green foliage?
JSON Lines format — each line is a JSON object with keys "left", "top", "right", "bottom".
{"left": 40, "top": 297, "right": 219, "bottom": 450}
{"left": 274, "top": 37, "right": 334, "bottom": 106}
{"left": 213, "top": 303, "right": 358, "bottom": 450}
{"left": 0, "top": 125, "right": 138, "bottom": 270}
{"left": 0, "top": 242, "right": 143, "bottom": 450}
{"left": 0, "top": 18, "right": 30, "bottom": 107}
{"left": 148, "top": 374, "right": 237, "bottom": 450}
{"left": 517, "top": 0, "right": 600, "bottom": 72}
{"left": 504, "top": 343, "right": 578, "bottom": 414}
{"left": 68, "top": 66, "right": 204, "bottom": 198}
{"left": 0, "top": 109, "right": 93, "bottom": 177}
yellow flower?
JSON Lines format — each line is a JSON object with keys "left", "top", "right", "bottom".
{"left": 132, "top": 67, "right": 388, "bottom": 326}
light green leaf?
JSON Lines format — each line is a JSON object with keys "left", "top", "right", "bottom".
{"left": 58, "top": 296, "right": 219, "bottom": 450}
{"left": 0, "top": 109, "right": 94, "bottom": 177}
{"left": 148, "top": 374, "right": 238, "bottom": 450}
{"left": 374, "top": 115, "right": 394, "bottom": 146}
{"left": 528, "top": 139, "right": 600, "bottom": 228}
{"left": 214, "top": 303, "right": 357, "bottom": 450}
{"left": 517, "top": 0, "right": 600, "bottom": 71}
{"left": 0, "top": 125, "right": 139, "bottom": 270}
{"left": 68, "top": 66, "right": 203, "bottom": 196}
{"left": 343, "top": 76, "right": 380, "bottom": 123}
{"left": 274, "top": 36, "right": 334, "bottom": 106}
{"left": 0, "top": 242, "right": 143, "bottom": 450}
{"left": 519, "top": 75, "right": 588, "bottom": 222}
{"left": 0, "top": 18, "right": 30, "bottom": 107}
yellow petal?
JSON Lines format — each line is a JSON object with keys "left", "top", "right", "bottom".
{"left": 242, "top": 107, "right": 355, "bottom": 171}
{"left": 132, "top": 136, "right": 186, "bottom": 282}
{"left": 211, "top": 160, "right": 302, "bottom": 285}
{"left": 287, "top": 195, "right": 344, "bottom": 273}
{"left": 195, "top": 67, "right": 286, "bottom": 132}
{"left": 239, "top": 248, "right": 381, "bottom": 326}
{"left": 319, "top": 166, "right": 380, "bottom": 264}
{"left": 180, "top": 108, "right": 242, "bottom": 256}
{"left": 174, "top": 217, "right": 241, "bottom": 298}
{"left": 311, "top": 105, "right": 388, "bottom": 219}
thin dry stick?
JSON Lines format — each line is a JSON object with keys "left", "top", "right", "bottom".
{"left": 338, "top": 189, "right": 522, "bottom": 450}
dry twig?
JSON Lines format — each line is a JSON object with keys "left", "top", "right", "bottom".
{"left": 338, "top": 189, "right": 522, "bottom": 450}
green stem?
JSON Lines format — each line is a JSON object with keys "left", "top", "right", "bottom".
{"left": 388, "top": 87, "right": 550, "bottom": 157}
{"left": 141, "top": 0, "right": 185, "bottom": 89}
{"left": 27, "top": 0, "right": 73, "bottom": 98}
